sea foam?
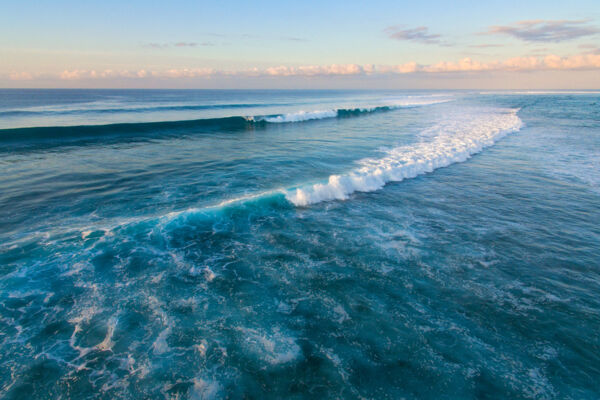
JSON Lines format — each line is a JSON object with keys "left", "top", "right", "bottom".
{"left": 286, "top": 108, "right": 522, "bottom": 206}
{"left": 262, "top": 110, "right": 338, "bottom": 123}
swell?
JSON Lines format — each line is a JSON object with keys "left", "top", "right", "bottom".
{"left": 0, "top": 102, "right": 281, "bottom": 117}
{"left": 0, "top": 99, "right": 450, "bottom": 148}
{"left": 0, "top": 116, "right": 252, "bottom": 145}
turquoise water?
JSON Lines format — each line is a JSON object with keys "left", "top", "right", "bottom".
{"left": 0, "top": 90, "right": 599, "bottom": 399}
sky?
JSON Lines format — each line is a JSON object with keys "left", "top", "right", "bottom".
{"left": 1, "top": 0, "right": 599, "bottom": 89}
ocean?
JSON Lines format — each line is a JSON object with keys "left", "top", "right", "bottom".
{"left": 0, "top": 89, "right": 599, "bottom": 399}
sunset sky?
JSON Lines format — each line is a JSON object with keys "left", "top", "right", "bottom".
{"left": 2, "top": 0, "right": 599, "bottom": 88}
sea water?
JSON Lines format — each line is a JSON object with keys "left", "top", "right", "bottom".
{"left": 0, "top": 89, "right": 599, "bottom": 399}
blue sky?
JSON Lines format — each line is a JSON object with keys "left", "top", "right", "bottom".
{"left": 1, "top": 0, "right": 599, "bottom": 88}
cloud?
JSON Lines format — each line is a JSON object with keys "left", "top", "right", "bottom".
{"left": 60, "top": 70, "right": 86, "bottom": 80}
{"left": 9, "top": 72, "right": 34, "bottom": 80}
{"left": 469, "top": 44, "right": 504, "bottom": 48}
{"left": 384, "top": 26, "right": 442, "bottom": 44}
{"left": 57, "top": 68, "right": 218, "bottom": 80}
{"left": 59, "top": 69, "right": 149, "bottom": 80}
{"left": 145, "top": 42, "right": 213, "bottom": 49}
{"left": 419, "top": 54, "right": 600, "bottom": 73}
{"left": 488, "top": 20, "right": 599, "bottom": 42}
{"left": 378, "top": 62, "right": 419, "bottom": 74}
{"left": 174, "top": 42, "right": 204, "bottom": 47}
{"left": 146, "top": 43, "right": 168, "bottom": 49}
{"left": 281, "top": 36, "right": 308, "bottom": 42}
{"left": 579, "top": 44, "right": 600, "bottom": 54}
{"left": 161, "top": 68, "right": 216, "bottom": 78}
{"left": 34, "top": 52, "right": 600, "bottom": 84}
{"left": 264, "top": 64, "right": 365, "bottom": 76}
{"left": 261, "top": 54, "right": 600, "bottom": 76}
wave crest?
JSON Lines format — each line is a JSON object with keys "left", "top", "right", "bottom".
{"left": 253, "top": 98, "right": 452, "bottom": 124}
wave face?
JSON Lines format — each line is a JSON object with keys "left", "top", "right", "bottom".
{"left": 0, "top": 116, "right": 251, "bottom": 144}
{"left": 286, "top": 108, "right": 523, "bottom": 206}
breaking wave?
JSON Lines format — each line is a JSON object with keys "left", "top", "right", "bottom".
{"left": 286, "top": 108, "right": 523, "bottom": 206}
{"left": 252, "top": 98, "right": 452, "bottom": 123}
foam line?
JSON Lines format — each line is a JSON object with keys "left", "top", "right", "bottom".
{"left": 261, "top": 110, "right": 338, "bottom": 123}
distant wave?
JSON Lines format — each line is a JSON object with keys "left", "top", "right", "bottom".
{"left": 0, "top": 116, "right": 251, "bottom": 146}
{"left": 252, "top": 98, "right": 452, "bottom": 123}
{"left": 0, "top": 102, "right": 279, "bottom": 117}
{"left": 286, "top": 108, "right": 523, "bottom": 206}
{"left": 255, "top": 110, "right": 338, "bottom": 123}
{"left": 0, "top": 98, "right": 451, "bottom": 119}
{"left": 0, "top": 98, "right": 451, "bottom": 147}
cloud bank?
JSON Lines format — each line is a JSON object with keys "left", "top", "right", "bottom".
{"left": 8, "top": 53, "right": 600, "bottom": 82}
{"left": 385, "top": 26, "right": 442, "bottom": 44}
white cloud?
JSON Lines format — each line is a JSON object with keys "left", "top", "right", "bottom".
{"left": 417, "top": 54, "right": 600, "bottom": 73}
{"left": 25, "top": 53, "right": 598, "bottom": 84}
{"left": 160, "top": 68, "right": 216, "bottom": 78}
{"left": 145, "top": 42, "right": 213, "bottom": 48}
{"left": 264, "top": 64, "right": 364, "bottom": 76}
{"left": 378, "top": 62, "right": 419, "bottom": 74}
{"left": 9, "top": 72, "right": 34, "bottom": 80}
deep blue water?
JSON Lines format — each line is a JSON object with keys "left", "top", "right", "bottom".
{"left": 0, "top": 89, "right": 599, "bottom": 399}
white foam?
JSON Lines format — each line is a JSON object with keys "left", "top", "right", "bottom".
{"left": 152, "top": 326, "right": 171, "bottom": 355}
{"left": 263, "top": 109, "right": 338, "bottom": 123}
{"left": 96, "top": 317, "right": 118, "bottom": 352}
{"left": 286, "top": 108, "right": 522, "bottom": 206}
{"left": 239, "top": 327, "right": 302, "bottom": 365}
{"left": 190, "top": 377, "right": 222, "bottom": 400}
